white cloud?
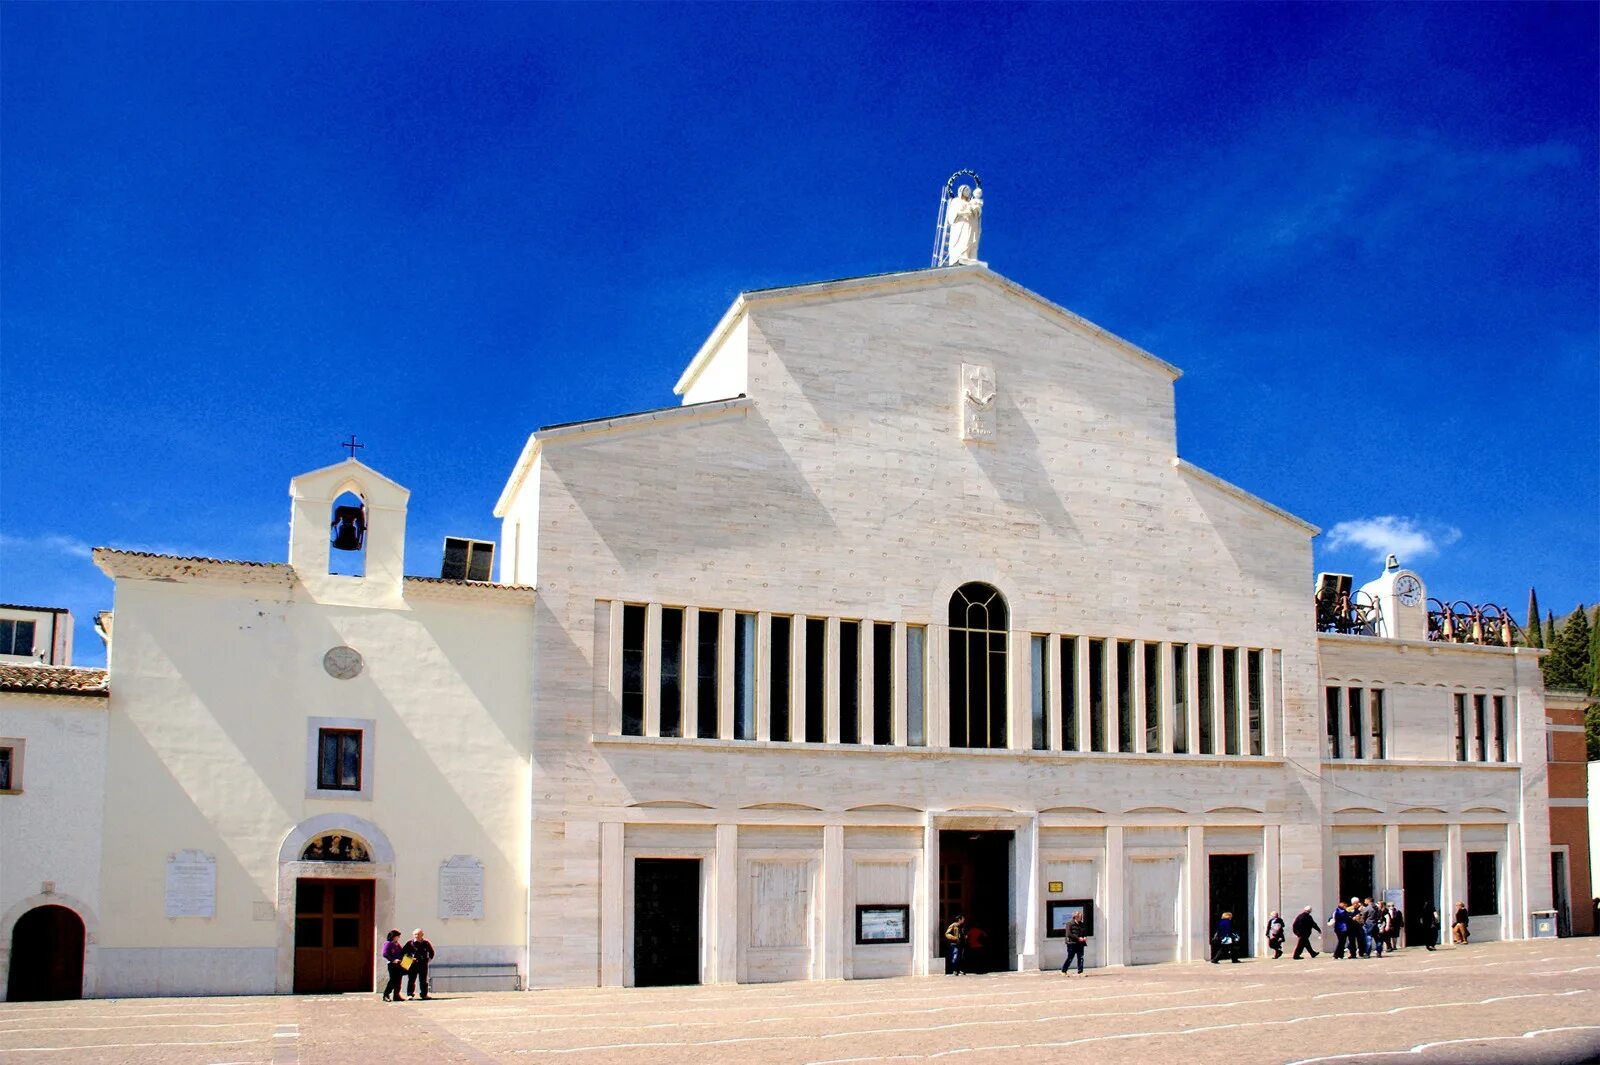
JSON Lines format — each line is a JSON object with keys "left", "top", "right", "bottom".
{"left": 0, "top": 532, "right": 94, "bottom": 560}
{"left": 1324, "top": 515, "right": 1461, "bottom": 563}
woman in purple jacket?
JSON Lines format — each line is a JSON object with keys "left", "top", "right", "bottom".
{"left": 381, "top": 930, "right": 406, "bottom": 1002}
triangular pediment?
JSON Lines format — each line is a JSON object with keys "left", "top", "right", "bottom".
{"left": 674, "top": 265, "right": 1179, "bottom": 398}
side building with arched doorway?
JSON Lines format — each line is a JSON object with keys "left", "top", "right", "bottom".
{"left": 86, "top": 458, "right": 536, "bottom": 997}
{"left": 0, "top": 662, "right": 108, "bottom": 1001}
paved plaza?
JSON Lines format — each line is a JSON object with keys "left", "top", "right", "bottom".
{"left": 2, "top": 939, "right": 1598, "bottom": 1065}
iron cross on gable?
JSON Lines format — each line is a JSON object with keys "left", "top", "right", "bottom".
{"left": 340, "top": 435, "right": 364, "bottom": 459}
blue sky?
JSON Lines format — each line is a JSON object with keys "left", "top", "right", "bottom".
{"left": 3, "top": 3, "right": 1596, "bottom": 667}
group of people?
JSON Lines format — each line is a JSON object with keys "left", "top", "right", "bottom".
{"left": 379, "top": 928, "right": 435, "bottom": 1002}
{"left": 948, "top": 896, "right": 1475, "bottom": 975}
{"left": 941, "top": 915, "right": 997, "bottom": 974}
{"left": 1222, "top": 898, "right": 1475, "bottom": 962}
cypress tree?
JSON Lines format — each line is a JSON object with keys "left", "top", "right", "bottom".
{"left": 1589, "top": 604, "right": 1600, "bottom": 696}
{"left": 1545, "top": 610, "right": 1558, "bottom": 651}
{"left": 1587, "top": 604, "right": 1600, "bottom": 697}
{"left": 1543, "top": 606, "right": 1591, "bottom": 690}
{"left": 1526, "top": 588, "right": 1543, "bottom": 648}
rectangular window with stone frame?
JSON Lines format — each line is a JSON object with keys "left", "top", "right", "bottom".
{"left": 316, "top": 729, "right": 362, "bottom": 791}
{"left": 0, "top": 742, "right": 18, "bottom": 792}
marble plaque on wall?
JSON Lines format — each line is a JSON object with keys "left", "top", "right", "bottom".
{"left": 439, "top": 854, "right": 485, "bottom": 919}
{"left": 165, "top": 850, "right": 217, "bottom": 918}
{"left": 959, "top": 363, "right": 996, "bottom": 441}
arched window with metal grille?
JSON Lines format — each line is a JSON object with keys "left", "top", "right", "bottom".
{"left": 948, "top": 582, "right": 1008, "bottom": 748}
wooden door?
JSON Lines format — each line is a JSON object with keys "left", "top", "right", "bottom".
{"left": 293, "top": 878, "right": 374, "bottom": 993}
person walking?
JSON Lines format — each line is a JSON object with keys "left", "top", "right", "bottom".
{"left": 1061, "top": 910, "right": 1089, "bottom": 976}
{"left": 1291, "top": 905, "right": 1321, "bottom": 959}
{"left": 1330, "top": 902, "right": 1351, "bottom": 959}
{"left": 403, "top": 928, "right": 435, "bottom": 1000}
{"left": 1424, "top": 904, "right": 1442, "bottom": 950}
{"left": 1266, "top": 911, "right": 1286, "bottom": 959}
{"left": 944, "top": 915, "right": 967, "bottom": 975}
{"left": 1452, "top": 902, "right": 1470, "bottom": 944}
{"left": 1210, "top": 912, "right": 1240, "bottom": 963}
{"left": 1371, "top": 904, "right": 1386, "bottom": 958}
{"left": 380, "top": 930, "right": 406, "bottom": 1002}
{"left": 1390, "top": 904, "right": 1405, "bottom": 950}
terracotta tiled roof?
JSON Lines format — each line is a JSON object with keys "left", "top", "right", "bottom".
{"left": 403, "top": 576, "right": 536, "bottom": 591}
{"left": 94, "top": 548, "right": 288, "bottom": 569}
{"left": 0, "top": 664, "right": 109, "bottom": 698}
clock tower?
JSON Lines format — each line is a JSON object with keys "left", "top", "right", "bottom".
{"left": 1359, "top": 554, "right": 1428, "bottom": 641}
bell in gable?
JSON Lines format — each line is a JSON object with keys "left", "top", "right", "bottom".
{"left": 330, "top": 504, "right": 367, "bottom": 552}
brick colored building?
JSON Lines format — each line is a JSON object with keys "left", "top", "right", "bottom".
{"left": 1545, "top": 688, "right": 1593, "bottom": 935}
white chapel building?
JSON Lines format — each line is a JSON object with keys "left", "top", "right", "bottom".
{"left": 0, "top": 264, "right": 1554, "bottom": 998}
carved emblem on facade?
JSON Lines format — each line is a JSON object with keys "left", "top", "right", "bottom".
{"left": 960, "top": 363, "right": 996, "bottom": 441}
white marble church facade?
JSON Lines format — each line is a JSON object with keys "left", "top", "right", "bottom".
{"left": 0, "top": 265, "right": 1553, "bottom": 998}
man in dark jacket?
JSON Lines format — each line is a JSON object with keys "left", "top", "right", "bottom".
{"left": 1291, "top": 906, "right": 1321, "bottom": 959}
{"left": 1061, "top": 911, "right": 1089, "bottom": 975}
{"left": 1330, "top": 902, "right": 1351, "bottom": 959}
{"left": 402, "top": 928, "right": 435, "bottom": 1000}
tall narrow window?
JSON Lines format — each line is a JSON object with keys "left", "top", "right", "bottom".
{"left": 1246, "top": 649, "right": 1263, "bottom": 756}
{"left": 1143, "top": 642, "right": 1161, "bottom": 753}
{"left": 769, "top": 615, "right": 792, "bottom": 742}
{"left": 805, "top": 618, "right": 826, "bottom": 742}
{"left": 734, "top": 613, "right": 756, "bottom": 740}
{"left": 1467, "top": 852, "right": 1499, "bottom": 915}
{"left": 1060, "top": 636, "right": 1079, "bottom": 752}
{"left": 839, "top": 621, "right": 861, "bottom": 744}
{"left": 1222, "top": 648, "right": 1240, "bottom": 755}
{"left": 622, "top": 604, "right": 646, "bottom": 736}
{"left": 1369, "top": 689, "right": 1385, "bottom": 759}
{"left": 659, "top": 608, "right": 683, "bottom": 738}
{"left": 1030, "top": 635, "right": 1049, "bottom": 750}
{"left": 948, "top": 583, "right": 1008, "bottom": 749}
{"left": 1115, "top": 641, "right": 1134, "bottom": 752}
{"left": 1347, "top": 687, "right": 1364, "bottom": 760}
{"left": 1453, "top": 693, "right": 1468, "bottom": 761}
{"left": 1473, "top": 694, "right": 1488, "bottom": 761}
{"left": 1088, "top": 639, "right": 1107, "bottom": 752}
{"left": 1492, "top": 695, "right": 1507, "bottom": 761}
{"left": 873, "top": 623, "right": 893, "bottom": 745}
{"left": 1171, "top": 644, "right": 1189, "bottom": 754}
{"left": 1197, "top": 646, "right": 1215, "bottom": 755}
{"left": 906, "top": 625, "right": 926, "bottom": 747}
{"left": 1325, "top": 686, "right": 1342, "bottom": 759}
{"left": 697, "top": 611, "right": 720, "bottom": 739}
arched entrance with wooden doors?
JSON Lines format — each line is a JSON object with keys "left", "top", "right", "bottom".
{"left": 6, "top": 905, "right": 84, "bottom": 1001}
{"left": 276, "top": 813, "right": 396, "bottom": 995}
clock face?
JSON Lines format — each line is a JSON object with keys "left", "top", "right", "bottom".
{"left": 1394, "top": 575, "right": 1423, "bottom": 607}
{"left": 322, "top": 645, "right": 364, "bottom": 680}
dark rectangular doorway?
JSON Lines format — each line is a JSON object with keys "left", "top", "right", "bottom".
{"left": 293, "top": 878, "right": 374, "bottom": 993}
{"left": 1552, "top": 852, "right": 1570, "bottom": 936}
{"left": 634, "top": 858, "right": 701, "bottom": 986}
{"left": 938, "top": 830, "right": 1013, "bottom": 972}
{"left": 1207, "top": 854, "right": 1252, "bottom": 957}
{"left": 1402, "top": 850, "right": 1438, "bottom": 947}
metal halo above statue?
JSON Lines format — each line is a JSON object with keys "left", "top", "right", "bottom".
{"left": 931, "top": 169, "right": 985, "bottom": 268}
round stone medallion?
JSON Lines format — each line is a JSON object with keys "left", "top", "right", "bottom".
{"left": 322, "top": 645, "right": 364, "bottom": 680}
